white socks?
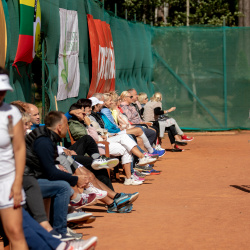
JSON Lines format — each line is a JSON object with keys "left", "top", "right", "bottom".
{"left": 139, "top": 132, "right": 154, "bottom": 153}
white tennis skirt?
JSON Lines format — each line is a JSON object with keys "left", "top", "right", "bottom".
{"left": 0, "top": 171, "right": 26, "bottom": 209}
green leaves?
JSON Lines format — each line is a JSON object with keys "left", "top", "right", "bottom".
{"left": 104, "top": 0, "right": 239, "bottom": 27}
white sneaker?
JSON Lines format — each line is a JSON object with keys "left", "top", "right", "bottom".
{"left": 155, "top": 144, "right": 164, "bottom": 151}
{"left": 67, "top": 236, "right": 98, "bottom": 250}
{"left": 91, "top": 156, "right": 119, "bottom": 170}
{"left": 137, "top": 156, "right": 157, "bottom": 166}
{"left": 83, "top": 183, "right": 107, "bottom": 200}
{"left": 132, "top": 172, "right": 145, "bottom": 182}
{"left": 124, "top": 176, "right": 143, "bottom": 185}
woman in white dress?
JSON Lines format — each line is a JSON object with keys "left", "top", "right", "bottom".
{"left": 0, "top": 67, "right": 28, "bottom": 249}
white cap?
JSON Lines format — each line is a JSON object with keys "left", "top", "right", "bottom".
{"left": 89, "top": 97, "right": 104, "bottom": 106}
{"left": 0, "top": 74, "right": 13, "bottom": 92}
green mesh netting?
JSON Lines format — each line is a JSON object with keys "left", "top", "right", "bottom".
{"left": 4, "top": 0, "right": 250, "bottom": 130}
{"left": 152, "top": 26, "right": 250, "bottom": 130}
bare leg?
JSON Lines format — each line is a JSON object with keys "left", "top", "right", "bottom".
{"left": 96, "top": 179, "right": 116, "bottom": 198}
{"left": 123, "top": 163, "right": 132, "bottom": 179}
{"left": 130, "top": 146, "right": 145, "bottom": 159}
{"left": 0, "top": 207, "right": 28, "bottom": 250}
{"left": 136, "top": 137, "right": 147, "bottom": 152}
{"left": 126, "top": 127, "right": 142, "bottom": 136}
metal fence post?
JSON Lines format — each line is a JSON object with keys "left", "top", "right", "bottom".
{"left": 223, "top": 19, "right": 227, "bottom": 128}
{"left": 42, "top": 39, "right": 45, "bottom": 123}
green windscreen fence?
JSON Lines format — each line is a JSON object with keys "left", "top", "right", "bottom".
{"left": 152, "top": 26, "right": 250, "bottom": 130}
{"left": 3, "top": 0, "right": 250, "bottom": 130}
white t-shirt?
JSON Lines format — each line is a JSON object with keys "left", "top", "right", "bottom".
{"left": 0, "top": 103, "right": 22, "bottom": 176}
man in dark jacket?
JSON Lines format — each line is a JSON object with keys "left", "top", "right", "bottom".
{"left": 25, "top": 111, "right": 96, "bottom": 240}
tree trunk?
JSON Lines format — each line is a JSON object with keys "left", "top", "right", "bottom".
{"left": 239, "top": 0, "right": 250, "bottom": 27}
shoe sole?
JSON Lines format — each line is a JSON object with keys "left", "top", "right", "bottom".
{"left": 150, "top": 172, "right": 161, "bottom": 175}
{"left": 60, "top": 236, "right": 76, "bottom": 241}
{"left": 134, "top": 167, "right": 153, "bottom": 172}
{"left": 91, "top": 158, "right": 119, "bottom": 170}
{"left": 182, "top": 139, "right": 193, "bottom": 142}
{"left": 148, "top": 154, "right": 159, "bottom": 159}
{"left": 68, "top": 216, "right": 96, "bottom": 228}
{"left": 175, "top": 141, "right": 187, "bottom": 146}
{"left": 123, "top": 182, "right": 143, "bottom": 186}
{"left": 137, "top": 158, "right": 157, "bottom": 166}
{"left": 107, "top": 204, "right": 133, "bottom": 213}
{"left": 83, "top": 236, "right": 98, "bottom": 250}
{"left": 70, "top": 233, "right": 83, "bottom": 240}
{"left": 158, "top": 151, "right": 166, "bottom": 158}
{"left": 116, "top": 192, "right": 140, "bottom": 208}
{"left": 67, "top": 213, "right": 93, "bottom": 223}
{"left": 171, "top": 149, "right": 184, "bottom": 152}
{"left": 128, "top": 192, "right": 139, "bottom": 205}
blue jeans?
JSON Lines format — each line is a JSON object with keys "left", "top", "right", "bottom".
{"left": 37, "top": 179, "right": 71, "bottom": 234}
{"left": 22, "top": 208, "right": 61, "bottom": 250}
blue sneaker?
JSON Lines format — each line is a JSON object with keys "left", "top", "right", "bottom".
{"left": 114, "top": 192, "right": 139, "bottom": 208}
{"left": 153, "top": 148, "right": 166, "bottom": 157}
{"left": 121, "top": 192, "right": 139, "bottom": 205}
{"left": 107, "top": 203, "right": 133, "bottom": 213}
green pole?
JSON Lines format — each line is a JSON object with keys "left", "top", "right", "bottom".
{"left": 42, "top": 39, "right": 45, "bottom": 123}
{"left": 102, "top": 0, "right": 104, "bottom": 20}
{"left": 115, "top": 3, "right": 117, "bottom": 16}
{"left": 125, "top": 9, "right": 127, "bottom": 20}
{"left": 223, "top": 19, "right": 227, "bottom": 128}
{"left": 134, "top": 13, "right": 136, "bottom": 22}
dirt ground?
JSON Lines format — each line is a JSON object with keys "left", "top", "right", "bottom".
{"left": 1, "top": 131, "right": 250, "bottom": 250}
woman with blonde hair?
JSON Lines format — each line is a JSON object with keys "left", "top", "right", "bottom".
{"left": 144, "top": 92, "right": 193, "bottom": 152}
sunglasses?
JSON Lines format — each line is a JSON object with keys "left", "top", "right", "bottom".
{"left": 145, "top": 97, "right": 148, "bottom": 100}
{"left": 126, "top": 96, "right": 133, "bottom": 99}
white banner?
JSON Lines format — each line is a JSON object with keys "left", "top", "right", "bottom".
{"left": 57, "top": 8, "right": 80, "bottom": 101}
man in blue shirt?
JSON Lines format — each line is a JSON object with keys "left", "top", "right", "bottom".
{"left": 29, "top": 104, "right": 45, "bottom": 130}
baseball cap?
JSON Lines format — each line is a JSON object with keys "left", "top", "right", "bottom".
{"left": 89, "top": 97, "right": 104, "bottom": 106}
{"left": 0, "top": 74, "right": 13, "bottom": 92}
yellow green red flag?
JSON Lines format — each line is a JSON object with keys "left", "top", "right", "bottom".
{"left": 13, "top": 0, "right": 41, "bottom": 70}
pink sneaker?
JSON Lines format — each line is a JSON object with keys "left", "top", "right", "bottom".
{"left": 144, "top": 152, "right": 159, "bottom": 159}
{"left": 181, "top": 135, "right": 194, "bottom": 142}
{"left": 133, "top": 173, "right": 145, "bottom": 182}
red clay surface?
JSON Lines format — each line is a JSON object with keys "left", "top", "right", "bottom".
{"left": 1, "top": 131, "right": 250, "bottom": 250}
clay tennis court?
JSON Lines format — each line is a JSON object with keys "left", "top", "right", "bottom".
{"left": 1, "top": 131, "right": 250, "bottom": 249}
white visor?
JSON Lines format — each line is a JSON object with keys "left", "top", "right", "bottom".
{"left": 0, "top": 74, "right": 13, "bottom": 92}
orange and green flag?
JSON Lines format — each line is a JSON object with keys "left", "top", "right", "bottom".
{"left": 13, "top": 0, "right": 41, "bottom": 70}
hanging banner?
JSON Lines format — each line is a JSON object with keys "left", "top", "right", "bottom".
{"left": 12, "top": 0, "right": 41, "bottom": 70}
{"left": 87, "top": 14, "right": 115, "bottom": 98}
{"left": 57, "top": 8, "right": 80, "bottom": 101}
{"left": 0, "top": 0, "right": 7, "bottom": 67}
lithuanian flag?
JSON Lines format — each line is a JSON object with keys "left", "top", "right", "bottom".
{"left": 13, "top": 0, "right": 41, "bottom": 69}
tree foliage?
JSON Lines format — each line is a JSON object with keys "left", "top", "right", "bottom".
{"left": 104, "top": 0, "right": 240, "bottom": 26}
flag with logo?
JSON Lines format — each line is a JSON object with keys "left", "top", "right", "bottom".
{"left": 57, "top": 8, "right": 80, "bottom": 101}
{"left": 87, "top": 14, "right": 115, "bottom": 98}
{"left": 12, "top": 0, "right": 41, "bottom": 71}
